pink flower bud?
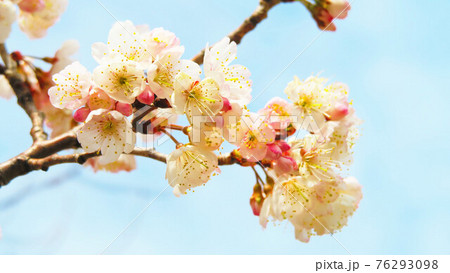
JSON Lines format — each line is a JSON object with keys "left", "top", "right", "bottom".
{"left": 277, "top": 140, "right": 291, "bottom": 153}
{"left": 221, "top": 97, "right": 232, "bottom": 112}
{"left": 273, "top": 156, "right": 297, "bottom": 176}
{"left": 265, "top": 143, "right": 282, "bottom": 160}
{"left": 115, "top": 102, "right": 133, "bottom": 117}
{"left": 18, "top": 0, "right": 45, "bottom": 13}
{"left": 327, "top": 0, "right": 351, "bottom": 19}
{"left": 73, "top": 107, "right": 91, "bottom": 123}
{"left": 250, "top": 195, "right": 264, "bottom": 216}
{"left": 87, "top": 88, "right": 115, "bottom": 110}
{"left": 137, "top": 87, "right": 155, "bottom": 105}
{"left": 312, "top": 7, "right": 336, "bottom": 31}
{"left": 327, "top": 101, "right": 349, "bottom": 121}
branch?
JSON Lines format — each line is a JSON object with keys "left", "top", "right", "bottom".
{"left": 191, "top": 0, "right": 295, "bottom": 64}
{"left": 0, "top": 43, "right": 47, "bottom": 142}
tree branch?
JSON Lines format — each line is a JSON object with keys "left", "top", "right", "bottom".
{"left": 191, "top": 0, "right": 295, "bottom": 65}
{"left": 0, "top": 43, "right": 47, "bottom": 142}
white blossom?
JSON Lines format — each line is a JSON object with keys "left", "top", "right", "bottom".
{"left": 93, "top": 61, "right": 145, "bottom": 104}
{"left": 18, "top": 0, "right": 68, "bottom": 39}
{"left": 166, "top": 145, "right": 218, "bottom": 196}
{"left": 172, "top": 72, "right": 223, "bottom": 124}
{"left": 203, "top": 37, "right": 252, "bottom": 106}
{"left": 0, "top": 0, "right": 16, "bottom": 43}
{"left": 48, "top": 61, "right": 91, "bottom": 110}
{"left": 77, "top": 109, "right": 136, "bottom": 164}
{"left": 50, "top": 39, "right": 79, "bottom": 75}
{"left": 92, "top": 20, "right": 152, "bottom": 67}
{"left": 147, "top": 48, "right": 201, "bottom": 99}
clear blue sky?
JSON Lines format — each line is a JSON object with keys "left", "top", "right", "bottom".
{"left": 1, "top": 0, "right": 449, "bottom": 254}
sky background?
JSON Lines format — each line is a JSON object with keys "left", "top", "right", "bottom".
{"left": 1, "top": 0, "right": 450, "bottom": 254}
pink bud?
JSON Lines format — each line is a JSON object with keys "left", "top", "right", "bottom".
{"left": 221, "top": 97, "right": 232, "bottom": 112}
{"left": 73, "top": 107, "right": 91, "bottom": 123}
{"left": 327, "top": 101, "right": 349, "bottom": 121}
{"left": 327, "top": 0, "right": 351, "bottom": 19}
{"left": 18, "top": 0, "right": 45, "bottom": 13}
{"left": 137, "top": 87, "right": 155, "bottom": 105}
{"left": 250, "top": 196, "right": 263, "bottom": 216}
{"left": 87, "top": 88, "right": 115, "bottom": 110}
{"left": 312, "top": 7, "right": 336, "bottom": 31}
{"left": 273, "top": 156, "right": 297, "bottom": 176}
{"left": 265, "top": 143, "right": 282, "bottom": 160}
{"left": 115, "top": 102, "right": 133, "bottom": 117}
{"left": 277, "top": 140, "right": 291, "bottom": 153}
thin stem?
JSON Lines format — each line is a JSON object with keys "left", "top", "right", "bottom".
{"left": 251, "top": 166, "right": 264, "bottom": 185}
{"left": 159, "top": 128, "right": 181, "bottom": 146}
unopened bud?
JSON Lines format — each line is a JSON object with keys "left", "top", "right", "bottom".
{"left": 73, "top": 107, "right": 91, "bottom": 123}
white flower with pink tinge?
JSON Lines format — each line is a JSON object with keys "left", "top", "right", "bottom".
{"left": 259, "top": 175, "right": 362, "bottom": 243}
{"left": 166, "top": 145, "right": 218, "bottom": 196}
{"left": 0, "top": 1, "right": 17, "bottom": 43}
{"left": 18, "top": 0, "right": 68, "bottom": 39}
{"left": 171, "top": 72, "right": 223, "bottom": 124}
{"left": 236, "top": 113, "right": 276, "bottom": 162}
{"left": 147, "top": 48, "right": 201, "bottom": 99}
{"left": 77, "top": 109, "right": 136, "bottom": 164}
{"left": 49, "top": 39, "right": 80, "bottom": 75}
{"left": 93, "top": 61, "right": 145, "bottom": 104}
{"left": 258, "top": 97, "right": 296, "bottom": 130}
{"left": 92, "top": 20, "right": 153, "bottom": 67}
{"left": 147, "top": 27, "right": 182, "bottom": 58}
{"left": 48, "top": 61, "right": 91, "bottom": 110}
{"left": 203, "top": 37, "right": 252, "bottom": 106}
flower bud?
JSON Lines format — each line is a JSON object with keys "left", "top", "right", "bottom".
{"left": 115, "top": 102, "right": 133, "bottom": 117}
{"left": 326, "top": 101, "right": 349, "bottom": 121}
{"left": 221, "top": 97, "right": 232, "bottom": 112}
{"left": 18, "top": 0, "right": 45, "bottom": 13}
{"left": 272, "top": 156, "right": 297, "bottom": 176}
{"left": 137, "top": 87, "right": 155, "bottom": 105}
{"left": 265, "top": 143, "right": 282, "bottom": 160}
{"left": 250, "top": 183, "right": 264, "bottom": 216}
{"left": 326, "top": 0, "right": 351, "bottom": 19}
{"left": 73, "top": 107, "right": 90, "bottom": 123}
{"left": 87, "top": 88, "right": 115, "bottom": 110}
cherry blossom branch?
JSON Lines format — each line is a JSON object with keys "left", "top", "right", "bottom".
{"left": 0, "top": 43, "right": 47, "bottom": 143}
{"left": 191, "top": 0, "right": 295, "bottom": 64}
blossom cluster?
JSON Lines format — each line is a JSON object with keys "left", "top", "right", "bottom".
{"left": 1, "top": 15, "right": 361, "bottom": 242}
{"left": 0, "top": 0, "right": 67, "bottom": 41}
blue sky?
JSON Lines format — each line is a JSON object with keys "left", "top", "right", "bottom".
{"left": 1, "top": 0, "right": 450, "bottom": 254}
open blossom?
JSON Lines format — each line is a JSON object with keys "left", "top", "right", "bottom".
{"left": 189, "top": 123, "right": 224, "bottom": 151}
{"left": 92, "top": 20, "right": 152, "bottom": 67}
{"left": 93, "top": 61, "right": 145, "bottom": 103}
{"left": 49, "top": 39, "right": 79, "bottom": 75}
{"left": 147, "top": 48, "right": 201, "bottom": 99}
{"left": 0, "top": 0, "right": 16, "bottom": 43}
{"left": 289, "top": 135, "right": 339, "bottom": 182}
{"left": 258, "top": 97, "right": 296, "bottom": 130}
{"left": 172, "top": 72, "right": 223, "bottom": 124}
{"left": 77, "top": 109, "right": 136, "bottom": 164}
{"left": 48, "top": 61, "right": 91, "bottom": 110}
{"left": 235, "top": 113, "right": 276, "bottom": 162}
{"left": 87, "top": 87, "right": 115, "bottom": 110}
{"left": 166, "top": 145, "right": 218, "bottom": 196}
{"left": 18, "top": 0, "right": 68, "bottom": 39}
{"left": 203, "top": 37, "right": 252, "bottom": 106}
{"left": 85, "top": 154, "right": 136, "bottom": 173}
{"left": 147, "top": 27, "right": 182, "bottom": 57}
{"left": 260, "top": 175, "right": 362, "bottom": 242}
